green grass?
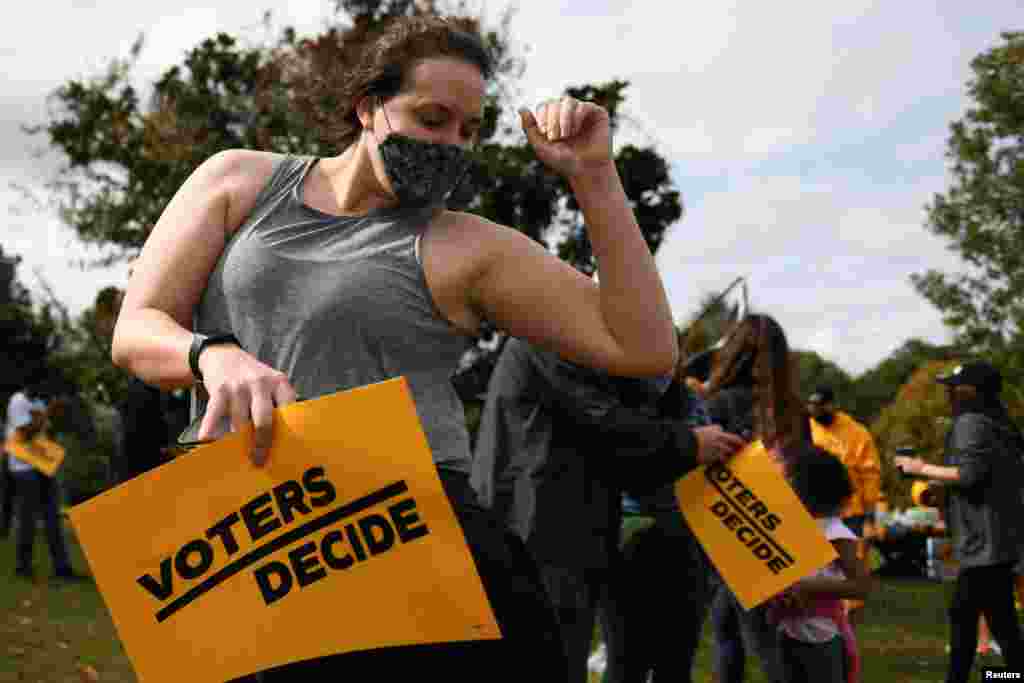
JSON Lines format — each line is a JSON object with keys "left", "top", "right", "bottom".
{"left": 1, "top": 523, "right": 1010, "bottom": 683}
{"left": 0, "top": 522, "right": 135, "bottom": 682}
{"left": 587, "top": 577, "right": 998, "bottom": 683}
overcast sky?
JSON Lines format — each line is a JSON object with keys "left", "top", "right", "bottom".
{"left": 1, "top": 1, "right": 1018, "bottom": 375}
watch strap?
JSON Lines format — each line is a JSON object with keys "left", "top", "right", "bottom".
{"left": 188, "top": 333, "right": 241, "bottom": 383}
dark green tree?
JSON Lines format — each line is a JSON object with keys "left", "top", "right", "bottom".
{"left": 0, "top": 252, "right": 107, "bottom": 501}
{"left": 870, "top": 360, "right": 958, "bottom": 508}
{"left": 847, "top": 339, "right": 959, "bottom": 423}
{"left": 0, "top": 249, "right": 65, "bottom": 400}
{"left": 34, "top": 31, "right": 304, "bottom": 263}
{"left": 911, "top": 32, "right": 1024, "bottom": 362}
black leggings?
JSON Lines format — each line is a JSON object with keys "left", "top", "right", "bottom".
{"left": 1, "top": 454, "right": 15, "bottom": 535}
{"left": 945, "top": 563, "right": 1023, "bottom": 683}
{"left": 541, "top": 566, "right": 610, "bottom": 683}
{"left": 252, "top": 471, "right": 569, "bottom": 682}
{"left": 604, "top": 515, "right": 714, "bottom": 683}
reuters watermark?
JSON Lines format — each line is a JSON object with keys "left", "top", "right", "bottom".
{"left": 983, "top": 668, "right": 1023, "bottom": 680}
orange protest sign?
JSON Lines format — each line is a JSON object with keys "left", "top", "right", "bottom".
{"left": 68, "top": 378, "right": 500, "bottom": 683}
{"left": 4, "top": 435, "right": 65, "bottom": 477}
{"left": 675, "top": 442, "right": 837, "bottom": 610}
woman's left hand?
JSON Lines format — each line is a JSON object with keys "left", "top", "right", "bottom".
{"left": 520, "top": 96, "right": 612, "bottom": 178}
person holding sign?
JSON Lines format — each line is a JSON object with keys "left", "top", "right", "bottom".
{"left": 894, "top": 361, "right": 1024, "bottom": 683}
{"left": 111, "top": 14, "right": 679, "bottom": 680}
{"left": 5, "top": 370, "right": 78, "bottom": 581}
{"left": 471, "top": 337, "right": 744, "bottom": 683}
{"left": 702, "top": 314, "right": 812, "bottom": 683}
{"left": 768, "top": 446, "right": 875, "bottom": 683}
{"left": 604, "top": 374, "right": 727, "bottom": 683}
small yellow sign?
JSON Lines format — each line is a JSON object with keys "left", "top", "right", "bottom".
{"left": 68, "top": 378, "right": 500, "bottom": 683}
{"left": 675, "top": 442, "right": 837, "bottom": 610}
{"left": 4, "top": 435, "right": 66, "bottom": 477}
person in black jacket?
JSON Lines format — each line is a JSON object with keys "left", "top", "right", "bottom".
{"left": 113, "top": 379, "right": 189, "bottom": 484}
{"left": 94, "top": 284, "right": 190, "bottom": 485}
{"left": 471, "top": 337, "right": 745, "bottom": 683}
{"left": 702, "top": 314, "right": 812, "bottom": 683}
{"left": 603, "top": 376, "right": 719, "bottom": 683}
{"left": 895, "top": 361, "right": 1024, "bottom": 683}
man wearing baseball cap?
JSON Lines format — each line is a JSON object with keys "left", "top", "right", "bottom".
{"left": 895, "top": 361, "right": 1024, "bottom": 683}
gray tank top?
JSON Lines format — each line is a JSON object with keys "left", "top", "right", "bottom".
{"left": 194, "top": 155, "right": 476, "bottom": 473}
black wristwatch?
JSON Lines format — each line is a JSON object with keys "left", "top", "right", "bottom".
{"left": 189, "top": 333, "right": 241, "bottom": 383}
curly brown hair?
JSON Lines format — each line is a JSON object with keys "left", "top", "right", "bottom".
{"left": 706, "top": 314, "right": 809, "bottom": 448}
{"left": 284, "top": 15, "right": 493, "bottom": 152}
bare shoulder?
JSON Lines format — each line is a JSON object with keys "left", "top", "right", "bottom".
{"left": 434, "top": 210, "right": 539, "bottom": 257}
{"left": 201, "top": 150, "right": 286, "bottom": 233}
{"left": 195, "top": 149, "right": 280, "bottom": 188}
{"left": 434, "top": 210, "right": 502, "bottom": 236}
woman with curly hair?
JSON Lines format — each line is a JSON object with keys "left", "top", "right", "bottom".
{"left": 112, "top": 13, "right": 679, "bottom": 680}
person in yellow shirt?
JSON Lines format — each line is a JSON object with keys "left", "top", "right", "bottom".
{"left": 807, "top": 386, "right": 882, "bottom": 627}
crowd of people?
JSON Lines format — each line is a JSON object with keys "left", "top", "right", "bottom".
{"left": 2, "top": 13, "right": 1023, "bottom": 683}
{"left": 470, "top": 325, "right": 1024, "bottom": 683}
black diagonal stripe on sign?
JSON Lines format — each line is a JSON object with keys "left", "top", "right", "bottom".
{"left": 705, "top": 472, "right": 794, "bottom": 564}
{"left": 154, "top": 480, "right": 409, "bottom": 623}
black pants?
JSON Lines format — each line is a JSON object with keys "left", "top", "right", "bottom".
{"left": 1, "top": 454, "right": 16, "bottom": 536}
{"left": 777, "top": 632, "right": 845, "bottom": 683}
{"left": 604, "top": 514, "right": 714, "bottom": 683}
{"left": 253, "top": 471, "right": 569, "bottom": 682}
{"left": 14, "top": 470, "right": 72, "bottom": 574}
{"left": 540, "top": 565, "right": 612, "bottom": 683}
{"left": 710, "top": 582, "right": 745, "bottom": 681}
{"left": 946, "top": 562, "right": 1023, "bottom": 683}
{"left": 710, "top": 582, "right": 786, "bottom": 683}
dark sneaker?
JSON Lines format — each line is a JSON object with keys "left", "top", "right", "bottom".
{"left": 14, "top": 567, "right": 34, "bottom": 580}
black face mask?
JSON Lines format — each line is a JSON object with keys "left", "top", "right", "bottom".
{"left": 813, "top": 411, "right": 835, "bottom": 426}
{"left": 375, "top": 102, "right": 474, "bottom": 207}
